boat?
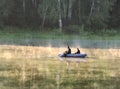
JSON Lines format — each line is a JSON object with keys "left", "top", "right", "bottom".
{"left": 59, "top": 53, "right": 87, "bottom": 58}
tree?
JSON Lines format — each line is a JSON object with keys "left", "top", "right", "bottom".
{"left": 58, "top": 0, "right": 62, "bottom": 31}
{"left": 38, "top": 0, "right": 58, "bottom": 27}
{"left": 38, "top": 0, "right": 66, "bottom": 30}
{"left": 83, "top": 0, "right": 114, "bottom": 30}
{"left": 109, "top": 0, "right": 120, "bottom": 28}
{"left": 0, "top": 0, "right": 14, "bottom": 26}
{"left": 0, "top": 0, "right": 119, "bottom": 31}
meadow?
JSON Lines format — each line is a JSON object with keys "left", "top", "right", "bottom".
{"left": 0, "top": 45, "right": 120, "bottom": 89}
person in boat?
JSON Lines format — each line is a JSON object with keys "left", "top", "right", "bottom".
{"left": 64, "top": 46, "right": 71, "bottom": 54}
{"left": 75, "top": 48, "right": 80, "bottom": 54}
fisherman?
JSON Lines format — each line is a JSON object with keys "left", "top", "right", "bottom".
{"left": 67, "top": 46, "right": 71, "bottom": 54}
{"left": 65, "top": 46, "right": 71, "bottom": 54}
{"left": 75, "top": 48, "right": 80, "bottom": 54}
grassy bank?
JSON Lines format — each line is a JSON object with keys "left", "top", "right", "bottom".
{"left": 0, "top": 26, "right": 120, "bottom": 40}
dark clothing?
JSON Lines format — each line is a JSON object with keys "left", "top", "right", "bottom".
{"left": 65, "top": 46, "right": 71, "bottom": 54}
{"left": 67, "top": 48, "right": 71, "bottom": 54}
{"left": 75, "top": 48, "right": 80, "bottom": 54}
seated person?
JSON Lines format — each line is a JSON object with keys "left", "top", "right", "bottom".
{"left": 64, "top": 46, "right": 71, "bottom": 54}
{"left": 75, "top": 48, "right": 80, "bottom": 54}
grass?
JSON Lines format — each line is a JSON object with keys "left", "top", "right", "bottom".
{"left": 0, "top": 45, "right": 120, "bottom": 89}
{"left": 0, "top": 26, "right": 120, "bottom": 89}
{"left": 0, "top": 26, "right": 120, "bottom": 40}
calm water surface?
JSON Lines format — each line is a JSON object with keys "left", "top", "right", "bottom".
{"left": 0, "top": 39, "right": 120, "bottom": 48}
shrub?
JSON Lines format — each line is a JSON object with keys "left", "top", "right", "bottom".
{"left": 63, "top": 25, "right": 81, "bottom": 34}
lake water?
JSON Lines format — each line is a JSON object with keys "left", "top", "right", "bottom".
{"left": 0, "top": 39, "right": 120, "bottom": 49}
{"left": 0, "top": 39, "right": 120, "bottom": 89}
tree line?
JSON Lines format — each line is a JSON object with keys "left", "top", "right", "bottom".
{"left": 0, "top": 0, "right": 119, "bottom": 31}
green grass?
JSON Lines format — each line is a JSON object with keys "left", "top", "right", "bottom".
{"left": 0, "top": 26, "right": 120, "bottom": 40}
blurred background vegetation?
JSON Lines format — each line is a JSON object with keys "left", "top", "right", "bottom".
{"left": 0, "top": 0, "right": 120, "bottom": 34}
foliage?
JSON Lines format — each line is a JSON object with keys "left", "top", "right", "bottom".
{"left": 109, "top": 0, "right": 120, "bottom": 28}
{"left": 0, "top": 27, "right": 119, "bottom": 41}
{"left": 63, "top": 25, "right": 80, "bottom": 34}
{"left": 0, "top": 0, "right": 119, "bottom": 32}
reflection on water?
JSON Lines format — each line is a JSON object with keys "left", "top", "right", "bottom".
{"left": 58, "top": 57, "right": 87, "bottom": 62}
{"left": 0, "top": 39, "right": 120, "bottom": 49}
{"left": 0, "top": 44, "right": 120, "bottom": 89}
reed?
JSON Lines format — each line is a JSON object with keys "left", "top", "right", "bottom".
{"left": 0, "top": 45, "right": 119, "bottom": 59}
{"left": 0, "top": 45, "right": 120, "bottom": 89}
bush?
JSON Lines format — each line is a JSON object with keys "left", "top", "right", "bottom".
{"left": 104, "top": 29, "right": 117, "bottom": 36}
{"left": 63, "top": 25, "right": 81, "bottom": 34}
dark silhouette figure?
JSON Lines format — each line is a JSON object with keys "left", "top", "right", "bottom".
{"left": 63, "top": 46, "right": 71, "bottom": 57}
{"left": 67, "top": 46, "right": 71, "bottom": 54}
{"left": 64, "top": 46, "right": 71, "bottom": 54}
{"left": 75, "top": 48, "right": 80, "bottom": 54}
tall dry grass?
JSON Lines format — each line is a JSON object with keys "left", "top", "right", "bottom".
{"left": 0, "top": 45, "right": 120, "bottom": 89}
{"left": 0, "top": 45, "right": 119, "bottom": 59}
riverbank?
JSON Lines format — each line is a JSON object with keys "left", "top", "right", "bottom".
{"left": 0, "top": 27, "right": 120, "bottom": 49}
{"left": 0, "top": 27, "right": 120, "bottom": 40}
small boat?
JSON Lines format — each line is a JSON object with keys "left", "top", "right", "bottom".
{"left": 59, "top": 53, "right": 87, "bottom": 58}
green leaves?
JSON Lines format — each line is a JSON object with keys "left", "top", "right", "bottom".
{"left": 0, "top": 0, "right": 119, "bottom": 30}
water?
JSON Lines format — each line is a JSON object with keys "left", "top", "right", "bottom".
{"left": 0, "top": 39, "right": 120, "bottom": 49}
{"left": 0, "top": 39, "right": 120, "bottom": 89}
